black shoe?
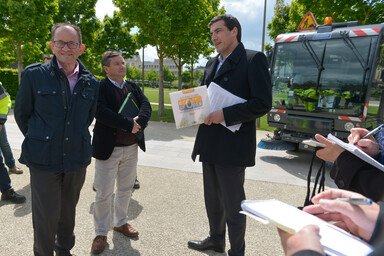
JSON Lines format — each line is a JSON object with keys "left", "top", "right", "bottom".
{"left": 1, "top": 188, "right": 26, "bottom": 204}
{"left": 134, "top": 178, "right": 140, "bottom": 189}
{"left": 188, "top": 237, "right": 225, "bottom": 253}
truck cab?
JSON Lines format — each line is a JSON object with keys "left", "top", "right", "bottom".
{"left": 266, "top": 21, "right": 384, "bottom": 150}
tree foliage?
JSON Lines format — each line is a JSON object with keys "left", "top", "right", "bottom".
{"left": 145, "top": 69, "right": 159, "bottom": 81}
{"left": 114, "top": 0, "right": 223, "bottom": 115}
{"left": 268, "top": 0, "right": 384, "bottom": 42}
{"left": 94, "top": 11, "right": 137, "bottom": 58}
{"left": 127, "top": 66, "right": 142, "bottom": 80}
{"left": 163, "top": 66, "right": 176, "bottom": 82}
{"left": 0, "top": 0, "right": 59, "bottom": 82}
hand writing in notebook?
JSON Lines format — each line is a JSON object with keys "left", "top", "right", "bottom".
{"left": 348, "top": 128, "right": 382, "bottom": 158}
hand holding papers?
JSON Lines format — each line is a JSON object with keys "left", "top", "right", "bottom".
{"left": 241, "top": 199, "right": 374, "bottom": 256}
{"left": 170, "top": 86, "right": 211, "bottom": 129}
{"left": 327, "top": 133, "right": 384, "bottom": 172}
{"left": 207, "top": 82, "right": 246, "bottom": 132}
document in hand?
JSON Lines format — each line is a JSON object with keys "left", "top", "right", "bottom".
{"left": 118, "top": 92, "right": 140, "bottom": 118}
{"left": 241, "top": 199, "right": 374, "bottom": 256}
{"left": 207, "top": 82, "right": 246, "bottom": 132}
{"left": 169, "top": 86, "right": 211, "bottom": 129}
{"left": 327, "top": 134, "right": 384, "bottom": 172}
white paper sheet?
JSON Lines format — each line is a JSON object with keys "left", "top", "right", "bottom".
{"left": 207, "top": 82, "right": 246, "bottom": 132}
{"left": 241, "top": 199, "right": 374, "bottom": 256}
{"left": 327, "top": 134, "right": 384, "bottom": 172}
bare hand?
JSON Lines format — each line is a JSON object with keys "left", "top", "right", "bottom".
{"left": 314, "top": 134, "right": 345, "bottom": 163}
{"left": 204, "top": 110, "right": 224, "bottom": 125}
{"left": 131, "top": 116, "right": 141, "bottom": 134}
{"left": 303, "top": 189, "right": 380, "bottom": 240}
{"left": 278, "top": 225, "right": 324, "bottom": 256}
{"left": 348, "top": 128, "right": 381, "bottom": 157}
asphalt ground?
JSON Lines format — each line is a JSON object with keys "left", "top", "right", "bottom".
{"left": 0, "top": 112, "right": 336, "bottom": 256}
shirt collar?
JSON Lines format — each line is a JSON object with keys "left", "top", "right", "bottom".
{"left": 108, "top": 77, "right": 126, "bottom": 89}
{"left": 57, "top": 61, "right": 79, "bottom": 77}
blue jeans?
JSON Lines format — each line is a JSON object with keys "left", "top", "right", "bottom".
{"left": 0, "top": 125, "right": 15, "bottom": 169}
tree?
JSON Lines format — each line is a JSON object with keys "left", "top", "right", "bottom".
{"left": 0, "top": 0, "right": 59, "bottom": 83}
{"left": 115, "top": 0, "right": 172, "bottom": 115}
{"left": 127, "top": 66, "right": 142, "bottom": 80}
{"left": 267, "top": 0, "right": 293, "bottom": 41}
{"left": 163, "top": 66, "right": 176, "bottom": 82}
{"left": 115, "top": 0, "right": 223, "bottom": 115}
{"left": 296, "top": 0, "right": 384, "bottom": 25}
{"left": 268, "top": 0, "right": 384, "bottom": 43}
{"left": 94, "top": 11, "right": 138, "bottom": 58}
{"left": 145, "top": 69, "right": 159, "bottom": 81}
{"left": 164, "top": 0, "right": 224, "bottom": 90}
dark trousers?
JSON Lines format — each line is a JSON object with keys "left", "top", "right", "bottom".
{"left": 202, "top": 162, "right": 246, "bottom": 256}
{"left": 30, "top": 168, "right": 86, "bottom": 256}
{"left": 0, "top": 152, "right": 10, "bottom": 193}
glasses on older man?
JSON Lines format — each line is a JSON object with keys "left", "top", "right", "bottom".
{"left": 53, "top": 40, "right": 80, "bottom": 49}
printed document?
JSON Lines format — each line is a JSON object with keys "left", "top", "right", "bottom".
{"left": 207, "top": 82, "right": 246, "bottom": 132}
{"left": 241, "top": 199, "right": 374, "bottom": 256}
{"left": 170, "top": 86, "right": 211, "bottom": 129}
{"left": 327, "top": 134, "right": 384, "bottom": 172}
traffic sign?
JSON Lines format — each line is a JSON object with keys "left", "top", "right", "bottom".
{"left": 297, "top": 12, "right": 318, "bottom": 31}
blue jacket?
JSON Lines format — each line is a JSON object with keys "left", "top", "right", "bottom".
{"left": 15, "top": 56, "right": 99, "bottom": 172}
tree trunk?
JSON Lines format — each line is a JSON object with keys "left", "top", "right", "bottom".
{"left": 189, "top": 60, "right": 194, "bottom": 88}
{"left": 17, "top": 42, "right": 23, "bottom": 86}
{"left": 158, "top": 52, "right": 164, "bottom": 116}
{"left": 142, "top": 47, "right": 145, "bottom": 92}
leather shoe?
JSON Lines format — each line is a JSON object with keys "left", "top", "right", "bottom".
{"left": 91, "top": 235, "right": 107, "bottom": 254}
{"left": 1, "top": 188, "right": 26, "bottom": 204}
{"left": 188, "top": 237, "right": 225, "bottom": 253}
{"left": 113, "top": 223, "right": 139, "bottom": 237}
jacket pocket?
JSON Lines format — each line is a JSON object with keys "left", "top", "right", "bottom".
{"left": 23, "top": 129, "right": 54, "bottom": 166}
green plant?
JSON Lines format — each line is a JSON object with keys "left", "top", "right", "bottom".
{"left": 0, "top": 68, "right": 18, "bottom": 100}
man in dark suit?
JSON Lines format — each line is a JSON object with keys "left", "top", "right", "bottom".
{"left": 188, "top": 14, "right": 272, "bottom": 256}
{"left": 91, "top": 50, "right": 151, "bottom": 254}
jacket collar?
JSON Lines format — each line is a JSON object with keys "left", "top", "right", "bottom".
{"left": 213, "top": 42, "right": 244, "bottom": 80}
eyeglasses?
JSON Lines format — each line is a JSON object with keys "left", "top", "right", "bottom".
{"left": 53, "top": 40, "right": 80, "bottom": 49}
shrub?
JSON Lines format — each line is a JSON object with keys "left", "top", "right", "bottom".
{"left": 0, "top": 68, "right": 18, "bottom": 100}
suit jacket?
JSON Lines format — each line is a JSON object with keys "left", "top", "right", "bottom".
{"left": 92, "top": 78, "right": 152, "bottom": 160}
{"left": 192, "top": 43, "right": 272, "bottom": 167}
{"left": 331, "top": 151, "right": 384, "bottom": 202}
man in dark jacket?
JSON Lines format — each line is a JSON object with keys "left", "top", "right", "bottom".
{"left": 15, "top": 23, "right": 99, "bottom": 256}
{"left": 188, "top": 14, "right": 272, "bottom": 256}
{"left": 90, "top": 51, "right": 151, "bottom": 254}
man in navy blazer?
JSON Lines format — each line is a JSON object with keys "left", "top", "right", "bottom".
{"left": 189, "top": 14, "right": 272, "bottom": 256}
{"left": 91, "top": 51, "right": 151, "bottom": 254}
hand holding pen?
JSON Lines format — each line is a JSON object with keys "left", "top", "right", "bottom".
{"left": 353, "top": 124, "right": 384, "bottom": 145}
{"left": 348, "top": 127, "right": 383, "bottom": 157}
{"left": 302, "top": 189, "right": 380, "bottom": 241}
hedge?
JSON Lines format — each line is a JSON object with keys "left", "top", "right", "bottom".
{"left": 0, "top": 68, "right": 18, "bottom": 100}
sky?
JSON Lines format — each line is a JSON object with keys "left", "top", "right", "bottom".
{"left": 95, "top": 0, "right": 291, "bottom": 66}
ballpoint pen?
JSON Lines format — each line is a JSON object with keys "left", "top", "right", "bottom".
{"left": 336, "top": 198, "right": 373, "bottom": 205}
{"left": 354, "top": 124, "right": 384, "bottom": 145}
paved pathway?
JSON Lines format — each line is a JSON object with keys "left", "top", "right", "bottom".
{"left": 1, "top": 111, "right": 336, "bottom": 256}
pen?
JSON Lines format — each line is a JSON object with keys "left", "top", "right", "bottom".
{"left": 353, "top": 124, "right": 384, "bottom": 145}
{"left": 336, "top": 198, "right": 373, "bottom": 205}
